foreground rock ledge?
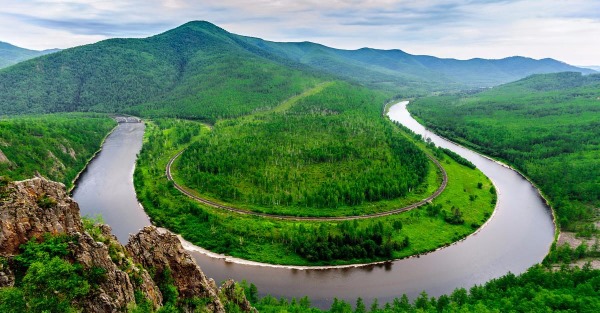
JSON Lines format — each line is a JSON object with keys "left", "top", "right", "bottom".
{"left": 0, "top": 177, "right": 256, "bottom": 313}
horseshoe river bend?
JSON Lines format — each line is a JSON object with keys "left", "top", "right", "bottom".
{"left": 72, "top": 101, "right": 555, "bottom": 307}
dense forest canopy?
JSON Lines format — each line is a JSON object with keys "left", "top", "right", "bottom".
{"left": 176, "top": 82, "right": 430, "bottom": 213}
{"left": 410, "top": 72, "right": 600, "bottom": 230}
{"left": 0, "top": 21, "right": 594, "bottom": 120}
{"left": 0, "top": 114, "right": 115, "bottom": 188}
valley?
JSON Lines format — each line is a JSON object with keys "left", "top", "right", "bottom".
{"left": 0, "top": 18, "right": 598, "bottom": 313}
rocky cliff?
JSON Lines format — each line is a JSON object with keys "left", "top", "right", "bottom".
{"left": 0, "top": 177, "right": 256, "bottom": 312}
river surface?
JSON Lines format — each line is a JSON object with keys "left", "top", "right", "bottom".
{"left": 73, "top": 123, "right": 151, "bottom": 241}
{"left": 74, "top": 102, "right": 555, "bottom": 308}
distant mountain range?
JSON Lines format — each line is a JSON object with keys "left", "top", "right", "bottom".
{"left": 0, "top": 21, "right": 594, "bottom": 117}
{"left": 0, "top": 41, "right": 59, "bottom": 69}
{"left": 239, "top": 37, "right": 595, "bottom": 90}
{"left": 581, "top": 65, "right": 600, "bottom": 72}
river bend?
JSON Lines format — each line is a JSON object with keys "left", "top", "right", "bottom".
{"left": 74, "top": 102, "right": 555, "bottom": 307}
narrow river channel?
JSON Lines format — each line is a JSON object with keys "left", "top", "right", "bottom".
{"left": 74, "top": 102, "right": 555, "bottom": 308}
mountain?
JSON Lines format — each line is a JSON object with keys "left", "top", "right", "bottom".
{"left": 581, "top": 65, "right": 600, "bottom": 72}
{"left": 237, "top": 37, "right": 595, "bottom": 89}
{"left": 408, "top": 55, "right": 595, "bottom": 87}
{"left": 0, "top": 41, "right": 58, "bottom": 69}
{"left": 0, "top": 21, "right": 594, "bottom": 117}
{"left": 0, "top": 21, "right": 325, "bottom": 120}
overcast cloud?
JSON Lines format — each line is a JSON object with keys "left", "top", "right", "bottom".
{"left": 1, "top": 0, "right": 599, "bottom": 65}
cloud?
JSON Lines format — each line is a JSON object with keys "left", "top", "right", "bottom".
{"left": 0, "top": 0, "right": 598, "bottom": 65}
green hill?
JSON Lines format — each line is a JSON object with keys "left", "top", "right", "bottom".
{"left": 0, "top": 21, "right": 324, "bottom": 121}
{"left": 238, "top": 37, "right": 594, "bottom": 90}
{"left": 0, "top": 21, "right": 594, "bottom": 118}
{"left": 0, "top": 113, "right": 115, "bottom": 188}
{"left": 0, "top": 41, "right": 58, "bottom": 69}
{"left": 410, "top": 72, "right": 600, "bottom": 230}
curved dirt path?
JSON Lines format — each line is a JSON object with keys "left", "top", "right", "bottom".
{"left": 166, "top": 149, "right": 448, "bottom": 221}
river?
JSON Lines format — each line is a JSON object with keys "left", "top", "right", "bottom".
{"left": 74, "top": 102, "right": 555, "bottom": 308}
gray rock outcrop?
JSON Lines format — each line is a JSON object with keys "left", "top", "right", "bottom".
{"left": 0, "top": 177, "right": 83, "bottom": 255}
{"left": 0, "top": 177, "right": 257, "bottom": 312}
{"left": 126, "top": 226, "right": 226, "bottom": 313}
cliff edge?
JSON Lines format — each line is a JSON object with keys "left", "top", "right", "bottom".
{"left": 0, "top": 177, "right": 256, "bottom": 312}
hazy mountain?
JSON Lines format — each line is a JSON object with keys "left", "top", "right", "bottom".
{"left": 239, "top": 36, "right": 595, "bottom": 89}
{"left": 0, "top": 41, "right": 59, "bottom": 69}
{"left": 0, "top": 21, "right": 594, "bottom": 117}
{"left": 580, "top": 65, "right": 600, "bottom": 72}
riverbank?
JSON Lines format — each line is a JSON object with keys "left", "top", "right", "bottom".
{"left": 133, "top": 109, "right": 495, "bottom": 266}
{"left": 406, "top": 102, "right": 559, "bottom": 239}
{"left": 72, "top": 101, "right": 554, "bottom": 305}
{"left": 68, "top": 121, "right": 119, "bottom": 193}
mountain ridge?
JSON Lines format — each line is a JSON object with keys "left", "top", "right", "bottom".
{"left": 0, "top": 20, "right": 594, "bottom": 117}
{"left": 0, "top": 41, "right": 59, "bottom": 69}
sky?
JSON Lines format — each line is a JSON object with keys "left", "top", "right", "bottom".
{"left": 1, "top": 0, "right": 599, "bottom": 65}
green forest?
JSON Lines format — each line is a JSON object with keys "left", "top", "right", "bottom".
{"left": 1, "top": 19, "right": 599, "bottom": 313}
{"left": 0, "top": 114, "right": 115, "bottom": 188}
{"left": 250, "top": 265, "right": 600, "bottom": 313}
{"left": 134, "top": 112, "right": 494, "bottom": 265}
{"left": 410, "top": 72, "right": 600, "bottom": 231}
{"left": 175, "top": 82, "right": 431, "bottom": 215}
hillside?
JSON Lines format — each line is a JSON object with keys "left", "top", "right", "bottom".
{"left": 0, "top": 21, "right": 594, "bottom": 118}
{"left": 237, "top": 37, "right": 594, "bottom": 90}
{"left": 0, "top": 22, "right": 324, "bottom": 120}
{"left": 410, "top": 72, "right": 600, "bottom": 232}
{"left": 0, "top": 41, "right": 58, "bottom": 69}
{"left": 0, "top": 114, "right": 115, "bottom": 188}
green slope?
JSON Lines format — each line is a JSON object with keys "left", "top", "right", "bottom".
{"left": 238, "top": 36, "right": 594, "bottom": 90}
{"left": 175, "top": 82, "right": 431, "bottom": 216}
{"left": 0, "top": 114, "right": 115, "bottom": 188}
{"left": 0, "top": 21, "right": 324, "bottom": 121}
{"left": 410, "top": 72, "right": 600, "bottom": 230}
{"left": 0, "top": 41, "right": 58, "bottom": 69}
{"left": 0, "top": 21, "right": 594, "bottom": 118}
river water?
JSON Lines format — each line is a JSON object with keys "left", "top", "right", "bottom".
{"left": 73, "top": 122, "right": 151, "bottom": 241}
{"left": 74, "top": 102, "right": 555, "bottom": 307}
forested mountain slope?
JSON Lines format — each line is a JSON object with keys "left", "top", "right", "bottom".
{"left": 239, "top": 36, "right": 595, "bottom": 90}
{"left": 0, "top": 22, "right": 323, "bottom": 121}
{"left": 0, "top": 21, "right": 594, "bottom": 118}
{"left": 410, "top": 72, "right": 600, "bottom": 230}
{"left": 0, "top": 41, "right": 58, "bottom": 69}
{"left": 0, "top": 114, "right": 115, "bottom": 188}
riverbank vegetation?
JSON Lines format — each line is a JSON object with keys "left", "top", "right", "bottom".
{"left": 0, "top": 114, "right": 115, "bottom": 188}
{"left": 410, "top": 72, "right": 600, "bottom": 232}
{"left": 134, "top": 107, "right": 494, "bottom": 265}
{"left": 250, "top": 265, "right": 600, "bottom": 312}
